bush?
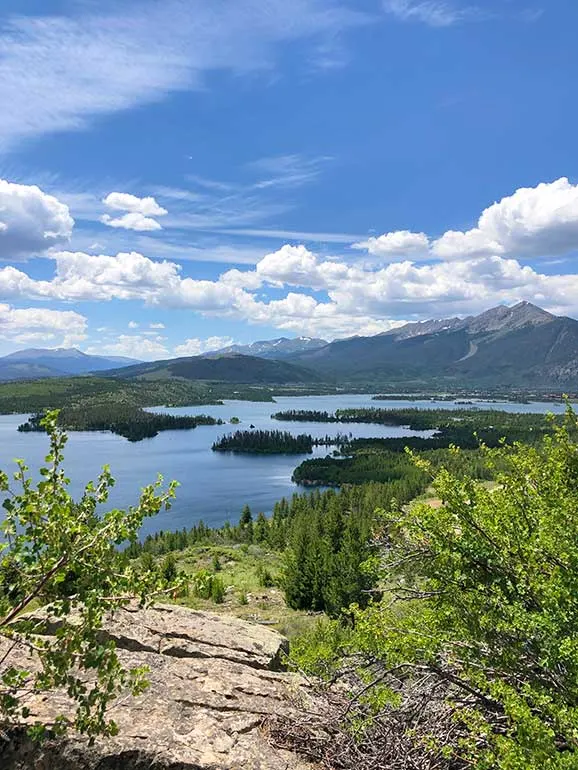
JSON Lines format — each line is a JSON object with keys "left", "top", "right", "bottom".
{"left": 347, "top": 408, "right": 578, "bottom": 768}
{"left": 256, "top": 564, "right": 275, "bottom": 587}
{"left": 289, "top": 618, "right": 352, "bottom": 679}
{"left": 210, "top": 576, "right": 225, "bottom": 604}
{"left": 191, "top": 569, "right": 225, "bottom": 604}
{"left": 0, "top": 412, "right": 178, "bottom": 739}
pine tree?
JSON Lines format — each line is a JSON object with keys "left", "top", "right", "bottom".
{"left": 254, "top": 512, "right": 269, "bottom": 543}
{"left": 239, "top": 505, "right": 253, "bottom": 543}
{"left": 161, "top": 553, "right": 178, "bottom": 583}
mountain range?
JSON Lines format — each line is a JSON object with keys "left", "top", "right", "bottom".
{"left": 0, "top": 348, "right": 140, "bottom": 381}
{"left": 209, "top": 336, "right": 327, "bottom": 359}
{"left": 288, "top": 301, "right": 578, "bottom": 387}
{"left": 3, "top": 302, "right": 578, "bottom": 388}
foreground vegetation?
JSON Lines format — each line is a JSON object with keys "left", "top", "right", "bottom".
{"left": 269, "top": 409, "right": 578, "bottom": 769}
{"left": 0, "top": 413, "right": 180, "bottom": 738}
{"left": 4, "top": 401, "right": 578, "bottom": 768}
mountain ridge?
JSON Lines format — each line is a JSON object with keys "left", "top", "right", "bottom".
{"left": 288, "top": 302, "right": 578, "bottom": 387}
{"left": 0, "top": 348, "right": 141, "bottom": 381}
{"left": 208, "top": 336, "right": 328, "bottom": 359}
{"left": 106, "top": 352, "right": 320, "bottom": 384}
{"left": 1, "top": 303, "right": 577, "bottom": 388}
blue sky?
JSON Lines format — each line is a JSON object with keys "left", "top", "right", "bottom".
{"left": 1, "top": 0, "right": 578, "bottom": 359}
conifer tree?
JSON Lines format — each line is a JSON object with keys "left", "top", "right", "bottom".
{"left": 239, "top": 505, "right": 253, "bottom": 543}
{"left": 254, "top": 512, "right": 269, "bottom": 543}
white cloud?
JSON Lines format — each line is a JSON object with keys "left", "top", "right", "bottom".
{"left": 101, "top": 212, "right": 164, "bottom": 231}
{"left": 220, "top": 268, "right": 264, "bottom": 290}
{"left": 256, "top": 244, "right": 350, "bottom": 289}
{"left": 359, "top": 179, "right": 578, "bottom": 263}
{"left": 150, "top": 322, "right": 165, "bottom": 329}
{"left": 382, "top": 0, "right": 479, "bottom": 26}
{"left": 248, "top": 154, "right": 329, "bottom": 190}
{"left": 219, "top": 228, "right": 366, "bottom": 244}
{"left": 0, "top": 179, "right": 74, "bottom": 259}
{"left": 86, "top": 334, "right": 169, "bottom": 361}
{"left": 128, "top": 320, "right": 139, "bottom": 329}
{"left": 353, "top": 230, "right": 430, "bottom": 259}
{"left": 174, "top": 336, "right": 235, "bottom": 357}
{"left": 52, "top": 251, "right": 184, "bottom": 301}
{"left": 0, "top": 250, "right": 249, "bottom": 313}
{"left": 238, "top": 290, "right": 403, "bottom": 338}
{"left": 0, "top": 304, "right": 87, "bottom": 350}
{"left": 0, "top": 0, "right": 368, "bottom": 151}
{"left": 3, "top": 241, "right": 578, "bottom": 340}
{"left": 5, "top": 174, "right": 578, "bottom": 342}
{"left": 101, "top": 192, "right": 168, "bottom": 231}
{"left": 102, "top": 192, "right": 168, "bottom": 217}
{"left": 432, "top": 178, "right": 578, "bottom": 260}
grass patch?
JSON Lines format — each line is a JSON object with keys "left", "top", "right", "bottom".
{"left": 162, "top": 543, "right": 315, "bottom": 637}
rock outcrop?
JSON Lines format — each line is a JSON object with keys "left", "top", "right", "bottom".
{"left": 0, "top": 604, "right": 313, "bottom": 769}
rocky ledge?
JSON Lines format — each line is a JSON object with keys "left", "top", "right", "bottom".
{"left": 0, "top": 604, "right": 313, "bottom": 769}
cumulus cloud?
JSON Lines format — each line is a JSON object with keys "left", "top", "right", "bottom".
{"left": 256, "top": 244, "right": 350, "bottom": 289}
{"left": 174, "top": 336, "right": 235, "bottom": 357}
{"left": 102, "top": 192, "right": 168, "bottom": 217}
{"left": 5, "top": 175, "right": 578, "bottom": 341}
{"left": 238, "top": 290, "right": 403, "bottom": 338}
{"left": 51, "top": 251, "right": 184, "bottom": 301}
{"left": 0, "top": 179, "right": 74, "bottom": 259}
{"left": 150, "top": 322, "right": 165, "bottom": 329}
{"left": 353, "top": 230, "right": 430, "bottom": 259}
{"left": 220, "top": 268, "right": 263, "bottom": 290}
{"left": 0, "top": 304, "right": 87, "bottom": 349}
{"left": 101, "top": 192, "right": 168, "bottom": 231}
{"left": 432, "top": 178, "right": 578, "bottom": 260}
{"left": 353, "top": 179, "right": 578, "bottom": 264}
{"left": 101, "top": 212, "right": 164, "bottom": 231}
{"left": 3, "top": 241, "right": 578, "bottom": 340}
{"left": 86, "top": 334, "right": 169, "bottom": 361}
{"left": 0, "top": 250, "right": 247, "bottom": 314}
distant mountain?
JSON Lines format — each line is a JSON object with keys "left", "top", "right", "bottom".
{"left": 108, "top": 353, "right": 320, "bottom": 384}
{"left": 8, "top": 303, "right": 576, "bottom": 389}
{"left": 291, "top": 302, "right": 578, "bottom": 387}
{"left": 0, "top": 348, "right": 142, "bottom": 381}
{"left": 211, "top": 337, "right": 328, "bottom": 359}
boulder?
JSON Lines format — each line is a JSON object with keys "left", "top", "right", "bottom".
{"left": 0, "top": 604, "right": 313, "bottom": 770}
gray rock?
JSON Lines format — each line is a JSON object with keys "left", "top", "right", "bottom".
{"left": 0, "top": 604, "right": 312, "bottom": 769}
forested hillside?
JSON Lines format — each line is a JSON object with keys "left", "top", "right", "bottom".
{"left": 108, "top": 353, "right": 320, "bottom": 384}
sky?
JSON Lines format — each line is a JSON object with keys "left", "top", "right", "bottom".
{"left": 1, "top": 0, "right": 578, "bottom": 360}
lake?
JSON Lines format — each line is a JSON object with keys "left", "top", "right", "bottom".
{"left": 0, "top": 394, "right": 568, "bottom": 537}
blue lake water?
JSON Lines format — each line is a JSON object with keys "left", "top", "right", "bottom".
{"left": 0, "top": 395, "right": 568, "bottom": 537}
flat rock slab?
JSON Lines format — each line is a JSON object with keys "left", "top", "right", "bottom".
{"left": 0, "top": 604, "right": 313, "bottom": 770}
